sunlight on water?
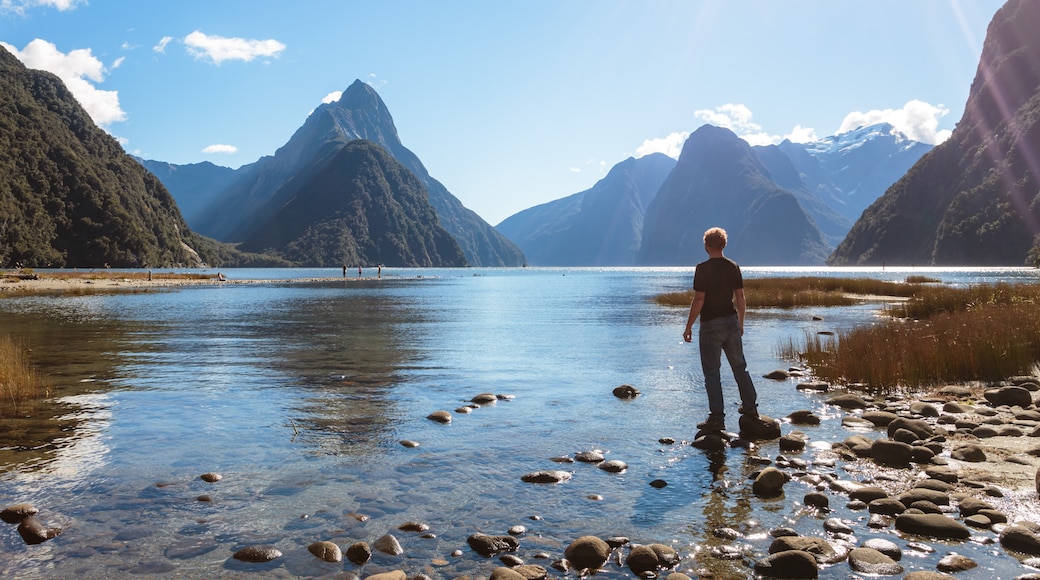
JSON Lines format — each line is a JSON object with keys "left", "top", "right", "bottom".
{"left": 1, "top": 267, "right": 1038, "bottom": 578}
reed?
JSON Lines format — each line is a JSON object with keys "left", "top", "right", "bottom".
{"left": 0, "top": 336, "right": 46, "bottom": 414}
{"left": 779, "top": 300, "right": 1040, "bottom": 387}
{"left": 653, "top": 276, "right": 921, "bottom": 308}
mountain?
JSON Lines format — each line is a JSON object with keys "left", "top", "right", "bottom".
{"left": 637, "top": 125, "right": 830, "bottom": 266}
{"left": 496, "top": 153, "right": 675, "bottom": 266}
{"left": 829, "top": 0, "right": 1040, "bottom": 266}
{"left": 135, "top": 159, "right": 237, "bottom": 226}
{"left": 0, "top": 45, "right": 207, "bottom": 268}
{"left": 184, "top": 79, "right": 524, "bottom": 267}
{"left": 236, "top": 139, "right": 466, "bottom": 267}
{"left": 753, "top": 123, "right": 933, "bottom": 245}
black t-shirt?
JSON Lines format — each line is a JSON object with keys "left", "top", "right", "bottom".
{"left": 693, "top": 257, "right": 743, "bottom": 322}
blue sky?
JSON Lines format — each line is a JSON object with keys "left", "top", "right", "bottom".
{"left": 1, "top": 0, "right": 1007, "bottom": 225}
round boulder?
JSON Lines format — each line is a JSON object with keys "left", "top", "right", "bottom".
{"left": 626, "top": 543, "right": 680, "bottom": 575}
{"left": 1000, "top": 521, "right": 1040, "bottom": 556}
{"left": 848, "top": 547, "right": 903, "bottom": 575}
{"left": 346, "top": 541, "right": 372, "bottom": 564}
{"left": 984, "top": 385, "right": 1032, "bottom": 408}
{"left": 753, "top": 467, "right": 787, "bottom": 498}
{"left": 564, "top": 536, "right": 611, "bottom": 571}
{"left": 753, "top": 549, "right": 819, "bottom": 579}
{"left": 895, "top": 513, "right": 970, "bottom": 540}
{"left": 1, "top": 503, "right": 38, "bottom": 524}
{"left": 427, "top": 410, "right": 452, "bottom": 424}
{"left": 232, "top": 545, "right": 282, "bottom": 563}
{"left": 612, "top": 385, "right": 641, "bottom": 399}
{"left": 308, "top": 541, "right": 342, "bottom": 562}
{"left": 468, "top": 534, "right": 520, "bottom": 558}
{"left": 521, "top": 470, "right": 572, "bottom": 484}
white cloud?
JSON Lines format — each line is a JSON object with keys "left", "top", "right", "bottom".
{"left": 1, "top": 0, "right": 83, "bottom": 14}
{"left": 321, "top": 91, "right": 342, "bottom": 104}
{"left": 837, "top": 100, "right": 951, "bottom": 144}
{"left": 693, "top": 103, "right": 819, "bottom": 147}
{"left": 784, "top": 125, "right": 819, "bottom": 144}
{"left": 153, "top": 36, "right": 173, "bottom": 53}
{"left": 0, "top": 38, "right": 127, "bottom": 127}
{"left": 183, "top": 30, "right": 286, "bottom": 64}
{"left": 569, "top": 167, "right": 582, "bottom": 173}
{"left": 111, "top": 56, "right": 125, "bottom": 69}
{"left": 202, "top": 144, "right": 238, "bottom": 154}
{"left": 636, "top": 131, "right": 690, "bottom": 159}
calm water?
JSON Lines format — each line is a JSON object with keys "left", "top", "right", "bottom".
{"left": 2, "top": 266, "right": 1040, "bottom": 578}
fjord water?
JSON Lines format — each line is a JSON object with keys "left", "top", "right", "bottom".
{"left": 2, "top": 267, "right": 1039, "bottom": 578}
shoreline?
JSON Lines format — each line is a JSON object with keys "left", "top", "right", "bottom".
{"left": 0, "top": 272, "right": 379, "bottom": 294}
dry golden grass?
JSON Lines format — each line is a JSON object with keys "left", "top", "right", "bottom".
{"left": 779, "top": 282, "right": 1040, "bottom": 388}
{"left": 0, "top": 336, "right": 46, "bottom": 414}
{"left": 654, "top": 276, "right": 921, "bottom": 308}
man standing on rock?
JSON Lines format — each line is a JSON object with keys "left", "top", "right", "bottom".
{"left": 683, "top": 227, "right": 760, "bottom": 432}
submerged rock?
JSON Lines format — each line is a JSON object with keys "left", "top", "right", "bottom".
{"left": 563, "top": 535, "right": 610, "bottom": 571}
{"left": 612, "top": 384, "right": 641, "bottom": 399}
{"left": 1, "top": 503, "right": 38, "bottom": 524}
{"left": 468, "top": 533, "right": 520, "bottom": 558}
{"left": 754, "top": 549, "right": 819, "bottom": 578}
{"left": 232, "top": 545, "right": 282, "bottom": 562}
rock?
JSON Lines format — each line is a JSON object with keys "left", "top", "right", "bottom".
{"left": 691, "top": 431, "right": 727, "bottom": 450}
{"left": 754, "top": 549, "right": 819, "bottom": 578}
{"left": 861, "top": 538, "right": 901, "bottom": 560}
{"left": 232, "top": 545, "right": 282, "bottom": 562}
{"left": 1, "top": 503, "right": 38, "bottom": 524}
{"left": 1000, "top": 521, "right": 1040, "bottom": 556}
{"left": 739, "top": 413, "right": 781, "bottom": 439}
{"left": 427, "top": 410, "right": 452, "bottom": 423}
{"left": 564, "top": 536, "right": 611, "bottom": 571}
{"left": 308, "top": 541, "right": 342, "bottom": 562}
{"left": 764, "top": 369, "right": 791, "bottom": 380}
{"left": 842, "top": 416, "right": 876, "bottom": 430}
{"left": 508, "top": 525, "right": 526, "bottom": 535}
{"left": 904, "top": 572, "right": 957, "bottom": 580}
{"left": 471, "top": 393, "right": 499, "bottom": 404}
{"left": 868, "top": 498, "right": 907, "bottom": 516}
{"left": 521, "top": 470, "right": 572, "bottom": 484}
{"left": 849, "top": 486, "right": 889, "bottom": 503}
{"left": 626, "top": 543, "right": 680, "bottom": 575}
{"left": 365, "top": 571, "right": 407, "bottom": 580}
{"left": 753, "top": 466, "right": 787, "bottom": 498}
{"left": 823, "top": 518, "right": 853, "bottom": 534}
{"left": 892, "top": 427, "right": 920, "bottom": 444}
{"left": 200, "top": 472, "right": 222, "bottom": 483}
{"left": 951, "top": 444, "right": 986, "bottom": 462}
{"left": 469, "top": 534, "right": 521, "bottom": 558}
{"left": 373, "top": 533, "right": 403, "bottom": 555}
{"left": 899, "top": 488, "right": 950, "bottom": 508}
{"left": 768, "top": 536, "right": 841, "bottom": 564}
{"left": 16, "top": 517, "right": 61, "bottom": 545}
{"left": 943, "top": 401, "right": 971, "bottom": 413}
{"left": 398, "top": 521, "right": 430, "bottom": 532}
{"left": 887, "top": 417, "right": 936, "bottom": 440}
{"left": 598, "top": 459, "right": 627, "bottom": 473}
{"left": 399, "top": 440, "right": 420, "bottom": 448}
{"left": 1035, "top": 465, "right": 1040, "bottom": 495}
{"left": 925, "top": 466, "right": 959, "bottom": 484}
{"left": 984, "top": 386, "right": 1032, "bottom": 408}
{"left": 500, "top": 554, "right": 524, "bottom": 566}
{"left": 957, "top": 497, "right": 994, "bottom": 517}
{"left": 512, "top": 564, "right": 548, "bottom": 580}
{"left": 796, "top": 380, "right": 830, "bottom": 392}
{"left": 937, "top": 553, "right": 977, "bottom": 572}
{"left": 612, "top": 384, "right": 641, "bottom": 399}
{"left": 787, "top": 410, "right": 821, "bottom": 425}
{"left": 862, "top": 410, "right": 899, "bottom": 427}
{"left": 895, "top": 514, "right": 971, "bottom": 540}
{"left": 346, "top": 541, "right": 372, "bottom": 564}
{"left": 574, "top": 450, "right": 605, "bottom": 462}
{"left": 489, "top": 568, "right": 526, "bottom": 580}
{"left": 649, "top": 479, "right": 668, "bottom": 488}
{"left": 909, "top": 401, "right": 939, "bottom": 417}
{"left": 848, "top": 547, "right": 904, "bottom": 575}
{"left": 871, "top": 439, "right": 913, "bottom": 468}
{"left": 780, "top": 432, "right": 807, "bottom": 452}
{"left": 804, "top": 492, "right": 829, "bottom": 511}
{"left": 827, "top": 393, "right": 868, "bottom": 409}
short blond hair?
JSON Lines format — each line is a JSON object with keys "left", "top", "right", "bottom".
{"left": 703, "top": 227, "right": 728, "bottom": 250}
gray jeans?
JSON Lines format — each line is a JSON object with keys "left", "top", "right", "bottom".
{"left": 699, "top": 313, "right": 758, "bottom": 418}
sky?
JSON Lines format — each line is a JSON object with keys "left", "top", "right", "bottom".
{"left": 0, "top": 0, "right": 1008, "bottom": 226}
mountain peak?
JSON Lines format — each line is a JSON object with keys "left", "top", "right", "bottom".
{"left": 338, "top": 79, "right": 384, "bottom": 110}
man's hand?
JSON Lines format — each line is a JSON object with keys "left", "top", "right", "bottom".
{"left": 683, "top": 327, "right": 693, "bottom": 342}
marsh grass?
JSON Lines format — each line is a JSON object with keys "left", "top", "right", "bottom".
{"left": 779, "top": 282, "right": 1040, "bottom": 387}
{"left": 0, "top": 336, "right": 46, "bottom": 415}
{"left": 654, "top": 276, "right": 921, "bottom": 308}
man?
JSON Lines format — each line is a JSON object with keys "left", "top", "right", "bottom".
{"left": 682, "top": 227, "right": 759, "bottom": 431}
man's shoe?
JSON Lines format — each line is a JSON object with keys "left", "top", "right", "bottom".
{"left": 696, "top": 416, "right": 725, "bottom": 431}
{"left": 738, "top": 403, "right": 759, "bottom": 418}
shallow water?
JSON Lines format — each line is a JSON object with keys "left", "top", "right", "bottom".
{"left": 2, "top": 267, "right": 1040, "bottom": 578}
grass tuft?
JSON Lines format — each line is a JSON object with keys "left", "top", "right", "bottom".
{"left": 0, "top": 336, "right": 47, "bottom": 415}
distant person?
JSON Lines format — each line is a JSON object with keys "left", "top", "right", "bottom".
{"left": 343, "top": 264, "right": 347, "bottom": 278}
{"left": 358, "top": 265, "right": 362, "bottom": 278}
{"left": 217, "top": 272, "right": 226, "bottom": 282}
{"left": 377, "top": 264, "right": 382, "bottom": 279}
{"left": 682, "top": 227, "right": 760, "bottom": 432}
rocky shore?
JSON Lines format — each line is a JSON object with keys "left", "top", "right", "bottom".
{"left": 7, "top": 377, "right": 1040, "bottom": 578}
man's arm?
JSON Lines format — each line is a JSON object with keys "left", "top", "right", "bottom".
{"left": 683, "top": 291, "right": 706, "bottom": 342}
{"left": 734, "top": 288, "right": 747, "bottom": 335}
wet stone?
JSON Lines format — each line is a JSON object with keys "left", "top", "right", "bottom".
{"left": 521, "top": 470, "right": 572, "bottom": 484}
{"left": 374, "top": 533, "right": 403, "bottom": 555}
{"left": 1, "top": 503, "right": 38, "bottom": 524}
{"left": 346, "top": 541, "right": 372, "bottom": 564}
{"left": 308, "top": 540, "right": 342, "bottom": 562}
{"left": 426, "top": 410, "right": 452, "bottom": 423}
{"left": 232, "top": 545, "right": 282, "bottom": 562}
{"left": 861, "top": 538, "right": 901, "bottom": 560}
{"left": 848, "top": 547, "right": 904, "bottom": 575}
{"left": 200, "top": 472, "right": 222, "bottom": 483}
{"left": 564, "top": 535, "right": 610, "bottom": 571}
{"left": 937, "top": 553, "right": 977, "bottom": 572}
